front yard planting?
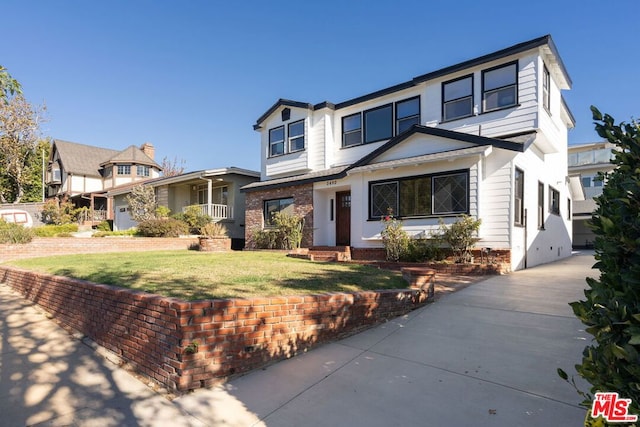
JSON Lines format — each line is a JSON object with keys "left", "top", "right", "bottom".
{"left": 7, "top": 251, "right": 406, "bottom": 300}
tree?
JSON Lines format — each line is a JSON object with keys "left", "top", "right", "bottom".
{"left": 126, "top": 185, "right": 157, "bottom": 222}
{"left": 562, "top": 106, "right": 640, "bottom": 424}
{"left": 160, "top": 156, "right": 186, "bottom": 177}
{"left": 0, "top": 65, "right": 21, "bottom": 102}
{"left": 0, "top": 95, "right": 46, "bottom": 203}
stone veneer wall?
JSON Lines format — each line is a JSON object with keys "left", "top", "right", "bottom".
{"left": 0, "top": 266, "right": 428, "bottom": 392}
{"left": 244, "top": 183, "right": 314, "bottom": 248}
{"left": 0, "top": 237, "right": 199, "bottom": 263}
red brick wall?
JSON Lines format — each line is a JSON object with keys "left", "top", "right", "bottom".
{"left": 0, "top": 237, "right": 199, "bottom": 262}
{"left": 0, "top": 266, "right": 428, "bottom": 392}
{"left": 245, "top": 184, "right": 314, "bottom": 248}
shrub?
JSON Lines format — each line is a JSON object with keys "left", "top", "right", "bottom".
{"left": 96, "top": 221, "right": 111, "bottom": 232}
{"left": 155, "top": 205, "right": 171, "bottom": 219}
{"left": 0, "top": 220, "right": 34, "bottom": 243}
{"left": 404, "top": 238, "right": 445, "bottom": 262}
{"left": 34, "top": 223, "right": 79, "bottom": 237}
{"left": 173, "top": 205, "right": 212, "bottom": 234}
{"left": 126, "top": 185, "right": 157, "bottom": 222}
{"left": 380, "top": 212, "right": 409, "bottom": 262}
{"left": 559, "top": 107, "right": 640, "bottom": 421}
{"left": 200, "top": 222, "right": 227, "bottom": 237}
{"left": 253, "top": 228, "right": 279, "bottom": 249}
{"left": 92, "top": 229, "right": 138, "bottom": 237}
{"left": 271, "top": 211, "right": 304, "bottom": 250}
{"left": 137, "top": 218, "right": 189, "bottom": 237}
{"left": 440, "top": 215, "right": 481, "bottom": 263}
{"left": 40, "top": 198, "right": 82, "bottom": 225}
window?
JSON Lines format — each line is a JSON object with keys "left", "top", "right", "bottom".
{"left": 396, "top": 97, "right": 420, "bottom": 134}
{"left": 269, "top": 126, "right": 285, "bottom": 157}
{"left": 581, "top": 176, "right": 592, "bottom": 188}
{"left": 514, "top": 168, "right": 524, "bottom": 226}
{"left": 567, "top": 198, "right": 571, "bottom": 220}
{"left": 117, "top": 165, "right": 131, "bottom": 175}
{"left": 288, "top": 120, "right": 305, "bottom": 152}
{"left": 549, "top": 186, "right": 560, "bottom": 215}
{"left": 137, "top": 165, "right": 150, "bottom": 177}
{"left": 483, "top": 62, "right": 518, "bottom": 112}
{"left": 538, "top": 182, "right": 545, "bottom": 229}
{"left": 213, "top": 186, "right": 228, "bottom": 205}
{"left": 264, "top": 198, "right": 294, "bottom": 226}
{"left": 342, "top": 113, "right": 362, "bottom": 147}
{"left": 369, "top": 171, "right": 468, "bottom": 219}
{"left": 442, "top": 75, "right": 473, "bottom": 121}
{"left": 543, "top": 65, "right": 551, "bottom": 112}
{"left": 364, "top": 104, "right": 393, "bottom": 143}
{"left": 103, "top": 166, "right": 112, "bottom": 178}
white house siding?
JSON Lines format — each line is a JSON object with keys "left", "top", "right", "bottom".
{"left": 309, "top": 111, "right": 326, "bottom": 171}
{"left": 69, "top": 175, "right": 103, "bottom": 195}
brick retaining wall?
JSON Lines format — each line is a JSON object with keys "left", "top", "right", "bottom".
{"left": 0, "top": 237, "right": 200, "bottom": 262}
{"left": 0, "top": 266, "right": 428, "bottom": 392}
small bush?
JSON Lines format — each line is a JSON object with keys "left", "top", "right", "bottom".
{"left": 440, "top": 215, "right": 481, "bottom": 263}
{"left": 34, "top": 224, "right": 79, "bottom": 237}
{"left": 173, "top": 206, "right": 211, "bottom": 234}
{"left": 404, "top": 238, "right": 444, "bottom": 262}
{"left": 137, "top": 218, "right": 189, "bottom": 237}
{"left": 0, "top": 221, "right": 34, "bottom": 243}
{"left": 272, "top": 212, "right": 304, "bottom": 250}
{"left": 92, "top": 229, "right": 138, "bottom": 238}
{"left": 253, "top": 228, "right": 279, "bottom": 249}
{"left": 41, "top": 198, "right": 82, "bottom": 225}
{"left": 381, "top": 212, "right": 409, "bottom": 262}
{"left": 96, "top": 221, "right": 111, "bottom": 232}
{"left": 200, "top": 222, "right": 227, "bottom": 237}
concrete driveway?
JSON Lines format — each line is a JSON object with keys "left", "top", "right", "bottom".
{"left": 0, "top": 252, "right": 594, "bottom": 426}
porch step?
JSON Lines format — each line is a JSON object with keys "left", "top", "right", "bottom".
{"left": 288, "top": 246, "right": 351, "bottom": 262}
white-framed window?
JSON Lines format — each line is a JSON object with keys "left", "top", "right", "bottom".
{"left": 269, "top": 126, "right": 285, "bottom": 157}
{"left": 482, "top": 62, "right": 518, "bottom": 112}
{"left": 549, "top": 186, "right": 560, "bottom": 215}
{"left": 543, "top": 65, "right": 551, "bottom": 112}
{"left": 264, "top": 197, "right": 294, "bottom": 226}
{"left": 514, "top": 168, "right": 524, "bottom": 226}
{"left": 442, "top": 75, "right": 473, "bottom": 121}
{"left": 369, "top": 171, "right": 468, "bottom": 219}
{"left": 117, "top": 164, "right": 131, "bottom": 175}
{"left": 396, "top": 96, "right": 420, "bottom": 134}
{"left": 288, "top": 120, "right": 305, "bottom": 152}
{"left": 137, "top": 165, "right": 150, "bottom": 177}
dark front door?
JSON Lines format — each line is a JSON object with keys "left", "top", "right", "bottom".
{"left": 336, "top": 191, "right": 351, "bottom": 246}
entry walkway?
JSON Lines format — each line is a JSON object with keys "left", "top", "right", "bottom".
{"left": 1, "top": 252, "right": 593, "bottom": 426}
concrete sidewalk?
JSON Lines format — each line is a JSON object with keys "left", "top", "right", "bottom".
{"left": 1, "top": 252, "right": 594, "bottom": 426}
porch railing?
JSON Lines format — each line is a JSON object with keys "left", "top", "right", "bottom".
{"left": 79, "top": 209, "right": 108, "bottom": 223}
{"left": 184, "top": 204, "right": 231, "bottom": 220}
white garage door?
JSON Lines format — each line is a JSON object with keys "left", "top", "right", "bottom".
{"left": 114, "top": 205, "right": 138, "bottom": 231}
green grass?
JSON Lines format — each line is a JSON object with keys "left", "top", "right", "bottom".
{"left": 6, "top": 251, "right": 406, "bottom": 300}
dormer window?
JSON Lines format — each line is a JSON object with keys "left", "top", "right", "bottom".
{"left": 482, "top": 62, "right": 518, "bottom": 112}
{"left": 117, "top": 165, "right": 131, "bottom": 175}
{"left": 137, "top": 165, "right": 150, "bottom": 177}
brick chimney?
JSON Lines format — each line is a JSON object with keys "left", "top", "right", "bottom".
{"left": 140, "top": 142, "right": 155, "bottom": 160}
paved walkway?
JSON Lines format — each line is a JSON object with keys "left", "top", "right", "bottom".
{"left": 0, "top": 252, "right": 594, "bottom": 426}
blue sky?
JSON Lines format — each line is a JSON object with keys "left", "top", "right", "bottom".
{"left": 3, "top": 0, "right": 639, "bottom": 173}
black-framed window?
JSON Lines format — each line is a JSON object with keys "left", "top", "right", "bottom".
{"left": 288, "top": 120, "right": 305, "bottom": 152}
{"left": 269, "top": 126, "right": 285, "bottom": 157}
{"left": 364, "top": 104, "right": 393, "bottom": 143}
{"left": 538, "top": 181, "right": 545, "bottom": 229}
{"left": 442, "top": 75, "right": 473, "bottom": 121}
{"left": 483, "top": 62, "right": 518, "bottom": 112}
{"left": 117, "top": 164, "right": 131, "bottom": 175}
{"left": 264, "top": 197, "right": 294, "bottom": 226}
{"left": 342, "top": 113, "right": 362, "bottom": 147}
{"left": 514, "top": 168, "right": 524, "bottom": 226}
{"left": 137, "top": 165, "right": 150, "bottom": 177}
{"left": 567, "top": 198, "right": 571, "bottom": 220}
{"left": 396, "top": 97, "right": 420, "bottom": 134}
{"left": 369, "top": 170, "right": 468, "bottom": 219}
{"left": 549, "top": 186, "right": 560, "bottom": 215}
{"left": 543, "top": 65, "right": 551, "bottom": 112}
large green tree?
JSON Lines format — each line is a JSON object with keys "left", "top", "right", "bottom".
{"left": 0, "top": 65, "right": 21, "bottom": 102}
{"left": 0, "top": 95, "right": 47, "bottom": 203}
{"left": 565, "top": 106, "right": 640, "bottom": 425}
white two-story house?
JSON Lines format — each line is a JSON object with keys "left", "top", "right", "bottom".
{"left": 243, "top": 35, "right": 575, "bottom": 271}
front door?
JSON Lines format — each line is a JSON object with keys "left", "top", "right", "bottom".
{"left": 336, "top": 191, "right": 351, "bottom": 246}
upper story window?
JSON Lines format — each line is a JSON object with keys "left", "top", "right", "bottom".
{"left": 342, "top": 96, "right": 420, "bottom": 148}
{"left": 137, "top": 165, "right": 150, "bottom": 177}
{"left": 482, "top": 62, "right": 518, "bottom": 112}
{"left": 288, "top": 120, "right": 305, "bottom": 152}
{"left": 396, "top": 97, "right": 420, "bottom": 134}
{"left": 542, "top": 65, "right": 551, "bottom": 112}
{"left": 442, "top": 75, "right": 473, "bottom": 121}
{"left": 117, "top": 165, "right": 131, "bottom": 175}
{"left": 364, "top": 104, "right": 393, "bottom": 143}
{"left": 269, "top": 126, "right": 285, "bottom": 157}
{"left": 342, "top": 113, "right": 362, "bottom": 147}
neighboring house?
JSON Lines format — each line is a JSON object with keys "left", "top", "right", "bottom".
{"left": 243, "top": 35, "right": 575, "bottom": 271}
{"left": 46, "top": 139, "right": 162, "bottom": 222}
{"left": 568, "top": 141, "right": 617, "bottom": 248}
{"left": 107, "top": 168, "right": 260, "bottom": 247}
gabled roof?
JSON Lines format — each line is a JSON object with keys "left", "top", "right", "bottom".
{"left": 254, "top": 35, "right": 571, "bottom": 128}
{"left": 100, "top": 145, "right": 160, "bottom": 168}
{"left": 242, "top": 125, "right": 524, "bottom": 192}
{"left": 52, "top": 139, "right": 120, "bottom": 178}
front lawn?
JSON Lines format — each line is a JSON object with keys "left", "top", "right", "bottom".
{"left": 6, "top": 251, "right": 406, "bottom": 300}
